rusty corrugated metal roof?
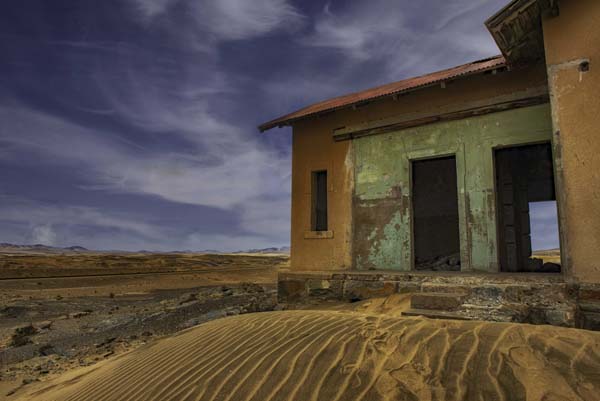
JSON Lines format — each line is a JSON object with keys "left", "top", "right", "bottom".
{"left": 259, "top": 55, "right": 507, "bottom": 132}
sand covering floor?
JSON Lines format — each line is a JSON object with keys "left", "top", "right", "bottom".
{"left": 16, "top": 308, "right": 600, "bottom": 401}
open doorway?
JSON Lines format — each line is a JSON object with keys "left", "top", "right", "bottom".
{"left": 412, "top": 156, "right": 461, "bottom": 271}
{"left": 495, "top": 142, "right": 561, "bottom": 273}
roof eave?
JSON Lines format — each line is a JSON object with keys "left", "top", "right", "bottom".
{"left": 485, "top": 0, "right": 559, "bottom": 66}
{"left": 258, "top": 56, "right": 506, "bottom": 132}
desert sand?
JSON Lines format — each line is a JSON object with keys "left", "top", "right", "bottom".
{"left": 15, "top": 296, "right": 600, "bottom": 401}
{"left": 0, "top": 251, "right": 288, "bottom": 280}
{"left": 531, "top": 248, "right": 561, "bottom": 265}
{"left": 0, "top": 252, "right": 286, "bottom": 397}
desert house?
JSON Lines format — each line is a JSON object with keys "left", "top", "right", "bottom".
{"left": 260, "top": 0, "right": 599, "bottom": 328}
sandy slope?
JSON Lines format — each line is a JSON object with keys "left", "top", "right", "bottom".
{"left": 16, "top": 307, "right": 600, "bottom": 401}
{"left": 1, "top": 253, "right": 284, "bottom": 397}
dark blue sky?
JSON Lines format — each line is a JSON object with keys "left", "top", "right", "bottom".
{"left": 0, "top": 0, "right": 558, "bottom": 251}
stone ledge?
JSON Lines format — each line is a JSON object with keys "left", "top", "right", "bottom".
{"left": 303, "top": 230, "right": 334, "bottom": 239}
{"left": 278, "top": 269, "right": 591, "bottom": 329}
{"left": 281, "top": 269, "right": 566, "bottom": 283}
{"left": 411, "top": 292, "right": 468, "bottom": 311}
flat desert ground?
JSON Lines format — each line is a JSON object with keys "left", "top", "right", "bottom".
{"left": 4, "top": 249, "right": 600, "bottom": 401}
{"left": 0, "top": 251, "right": 286, "bottom": 397}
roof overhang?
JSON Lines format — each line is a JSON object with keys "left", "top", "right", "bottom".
{"left": 258, "top": 56, "right": 507, "bottom": 132}
{"left": 485, "top": 0, "right": 559, "bottom": 65}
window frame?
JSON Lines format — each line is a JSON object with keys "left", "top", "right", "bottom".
{"left": 311, "top": 169, "right": 328, "bottom": 232}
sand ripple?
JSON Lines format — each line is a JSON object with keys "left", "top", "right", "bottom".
{"left": 19, "top": 311, "right": 600, "bottom": 401}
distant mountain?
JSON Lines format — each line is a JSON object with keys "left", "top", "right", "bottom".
{"left": 197, "top": 249, "right": 223, "bottom": 254}
{"left": 0, "top": 243, "right": 90, "bottom": 254}
{"left": 234, "top": 246, "right": 290, "bottom": 255}
{"left": 0, "top": 243, "right": 290, "bottom": 255}
{"left": 64, "top": 246, "right": 89, "bottom": 252}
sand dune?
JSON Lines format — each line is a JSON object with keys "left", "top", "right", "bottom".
{"left": 16, "top": 309, "right": 600, "bottom": 401}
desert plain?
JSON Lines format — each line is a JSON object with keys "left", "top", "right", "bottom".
{"left": 1, "top": 248, "right": 600, "bottom": 401}
{"left": 0, "top": 248, "right": 286, "bottom": 398}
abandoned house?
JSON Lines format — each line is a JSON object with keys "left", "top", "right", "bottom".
{"left": 260, "top": 0, "right": 600, "bottom": 329}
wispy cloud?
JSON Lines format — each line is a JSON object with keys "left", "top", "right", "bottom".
{"left": 30, "top": 225, "right": 57, "bottom": 246}
{"left": 131, "top": 0, "right": 177, "bottom": 19}
{"left": 0, "top": 104, "right": 289, "bottom": 212}
{"left": 130, "top": 0, "right": 304, "bottom": 42}
{"left": 0, "top": 195, "right": 287, "bottom": 251}
{"left": 302, "top": 0, "right": 504, "bottom": 78}
{"left": 302, "top": 1, "right": 410, "bottom": 61}
{"left": 191, "top": 0, "right": 304, "bottom": 41}
{"left": 0, "top": 196, "right": 160, "bottom": 239}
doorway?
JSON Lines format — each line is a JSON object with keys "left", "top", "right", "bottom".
{"left": 412, "top": 156, "right": 461, "bottom": 271}
{"left": 494, "top": 142, "right": 561, "bottom": 273}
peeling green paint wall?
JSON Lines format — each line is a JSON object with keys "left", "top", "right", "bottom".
{"left": 365, "top": 211, "right": 404, "bottom": 268}
{"left": 353, "top": 104, "right": 553, "bottom": 271}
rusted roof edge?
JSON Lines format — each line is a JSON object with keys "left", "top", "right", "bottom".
{"left": 258, "top": 55, "right": 506, "bottom": 132}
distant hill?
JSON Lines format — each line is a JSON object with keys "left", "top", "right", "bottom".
{"left": 235, "top": 246, "right": 290, "bottom": 255}
{"left": 63, "top": 246, "right": 89, "bottom": 252}
{"left": 0, "top": 243, "right": 90, "bottom": 254}
{"left": 0, "top": 243, "right": 290, "bottom": 255}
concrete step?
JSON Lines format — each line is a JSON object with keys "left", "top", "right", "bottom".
{"left": 411, "top": 292, "right": 467, "bottom": 311}
{"left": 580, "top": 311, "right": 600, "bottom": 331}
{"left": 402, "top": 308, "right": 471, "bottom": 321}
{"left": 579, "top": 302, "right": 600, "bottom": 330}
{"left": 579, "top": 301, "right": 600, "bottom": 313}
{"left": 420, "top": 283, "right": 472, "bottom": 295}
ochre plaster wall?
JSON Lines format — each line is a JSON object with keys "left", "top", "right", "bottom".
{"left": 290, "top": 120, "right": 353, "bottom": 271}
{"left": 290, "top": 64, "right": 549, "bottom": 271}
{"left": 543, "top": 0, "right": 600, "bottom": 283}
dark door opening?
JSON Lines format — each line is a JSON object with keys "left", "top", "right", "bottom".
{"left": 495, "top": 143, "right": 561, "bottom": 273}
{"left": 412, "top": 156, "right": 461, "bottom": 271}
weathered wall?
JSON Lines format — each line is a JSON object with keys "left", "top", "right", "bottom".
{"left": 543, "top": 0, "right": 600, "bottom": 283}
{"left": 353, "top": 104, "right": 553, "bottom": 271}
{"left": 290, "top": 120, "right": 353, "bottom": 270}
{"left": 290, "top": 64, "right": 549, "bottom": 271}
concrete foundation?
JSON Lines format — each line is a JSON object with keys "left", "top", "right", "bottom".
{"left": 278, "top": 270, "right": 600, "bottom": 329}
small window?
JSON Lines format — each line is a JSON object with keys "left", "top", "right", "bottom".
{"left": 312, "top": 170, "right": 328, "bottom": 231}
